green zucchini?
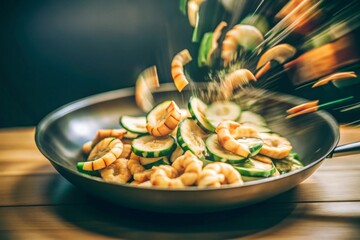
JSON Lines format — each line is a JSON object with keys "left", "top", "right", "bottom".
{"left": 188, "top": 96, "right": 215, "bottom": 132}
{"left": 206, "top": 134, "right": 247, "bottom": 164}
{"left": 239, "top": 111, "right": 267, "bottom": 126}
{"left": 131, "top": 135, "right": 176, "bottom": 158}
{"left": 198, "top": 32, "right": 213, "bottom": 67}
{"left": 120, "top": 115, "right": 147, "bottom": 134}
{"left": 177, "top": 118, "right": 208, "bottom": 157}
{"left": 274, "top": 153, "right": 304, "bottom": 174}
{"left": 139, "top": 157, "right": 170, "bottom": 169}
{"left": 205, "top": 101, "right": 241, "bottom": 129}
{"left": 234, "top": 158, "right": 276, "bottom": 177}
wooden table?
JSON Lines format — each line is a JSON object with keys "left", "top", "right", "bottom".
{"left": 0, "top": 127, "right": 359, "bottom": 239}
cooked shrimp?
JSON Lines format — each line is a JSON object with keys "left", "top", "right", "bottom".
{"left": 82, "top": 129, "right": 127, "bottom": 154}
{"left": 127, "top": 154, "right": 145, "bottom": 175}
{"left": 119, "top": 144, "right": 132, "bottom": 159}
{"left": 221, "top": 24, "right": 264, "bottom": 66}
{"left": 259, "top": 133, "right": 293, "bottom": 159}
{"left": 187, "top": 0, "right": 205, "bottom": 27}
{"left": 172, "top": 151, "right": 203, "bottom": 186}
{"left": 79, "top": 138, "right": 124, "bottom": 171}
{"left": 171, "top": 49, "right": 192, "bottom": 92}
{"left": 286, "top": 100, "right": 319, "bottom": 114}
{"left": 222, "top": 69, "right": 256, "bottom": 99}
{"left": 216, "top": 120, "right": 260, "bottom": 157}
{"left": 135, "top": 65, "right": 160, "bottom": 112}
{"left": 134, "top": 169, "right": 155, "bottom": 183}
{"left": 198, "top": 162, "right": 243, "bottom": 187}
{"left": 255, "top": 61, "right": 272, "bottom": 79}
{"left": 150, "top": 165, "right": 183, "bottom": 187}
{"left": 146, "top": 101, "right": 182, "bottom": 137}
{"left": 252, "top": 154, "right": 273, "bottom": 164}
{"left": 130, "top": 180, "right": 152, "bottom": 187}
{"left": 100, "top": 158, "right": 131, "bottom": 184}
{"left": 312, "top": 71, "right": 357, "bottom": 88}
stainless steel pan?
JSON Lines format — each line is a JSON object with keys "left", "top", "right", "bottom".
{"left": 35, "top": 84, "right": 360, "bottom": 213}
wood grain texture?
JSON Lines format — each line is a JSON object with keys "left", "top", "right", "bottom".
{"left": 0, "top": 127, "right": 359, "bottom": 239}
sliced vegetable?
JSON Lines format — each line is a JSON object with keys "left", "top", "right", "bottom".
{"left": 239, "top": 111, "right": 267, "bottom": 126}
{"left": 179, "top": 0, "right": 187, "bottom": 15}
{"left": 170, "top": 145, "right": 185, "bottom": 163}
{"left": 76, "top": 163, "right": 100, "bottom": 177}
{"left": 274, "top": 154, "right": 304, "bottom": 174}
{"left": 198, "top": 32, "right": 213, "bottom": 67}
{"left": 120, "top": 115, "right": 148, "bottom": 135}
{"left": 234, "top": 158, "right": 276, "bottom": 177}
{"left": 188, "top": 96, "right": 215, "bottom": 132}
{"left": 205, "top": 101, "right": 241, "bottom": 128}
{"left": 146, "top": 100, "right": 181, "bottom": 137}
{"left": 132, "top": 135, "right": 176, "bottom": 158}
{"left": 206, "top": 134, "right": 247, "bottom": 164}
{"left": 177, "top": 118, "right": 208, "bottom": 157}
{"left": 139, "top": 157, "right": 170, "bottom": 169}
{"left": 240, "top": 14, "right": 269, "bottom": 35}
{"left": 236, "top": 137, "right": 263, "bottom": 157}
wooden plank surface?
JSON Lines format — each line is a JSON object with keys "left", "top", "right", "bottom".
{"left": 0, "top": 127, "right": 359, "bottom": 240}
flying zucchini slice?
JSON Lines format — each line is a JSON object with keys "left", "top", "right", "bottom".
{"left": 177, "top": 118, "right": 208, "bottom": 157}
{"left": 146, "top": 100, "right": 182, "bottom": 137}
{"left": 132, "top": 135, "right": 176, "bottom": 158}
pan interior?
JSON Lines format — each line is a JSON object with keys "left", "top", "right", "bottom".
{"left": 36, "top": 85, "right": 339, "bottom": 184}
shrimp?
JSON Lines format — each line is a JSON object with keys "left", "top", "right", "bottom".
{"left": 100, "top": 158, "right": 131, "bottom": 184}
{"left": 134, "top": 169, "right": 155, "bottom": 183}
{"left": 79, "top": 138, "right": 124, "bottom": 171}
{"left": 119, "top": 144, "right": 132, "bottom": 159}
{"left": 221, "top": 24, "right": 264, "bottom": 66}
{"left": 172, "top": 151, "right": 203, "bottom": 186}
{"left": 216, "top": 120, "right": 260, "bottom": 157}
{"left": 146, "top": 101, "right": 182, "bottom": 137}
{"left": 82, "top": 129, "right": 127, "bottom": 154}
{"left": 171, "top": 49, "right": 192, "bottom": 92}
{"left": 130, "top": 180, "right": 152, "bottom": 187}
{"left": 252, "top": 154, "right": 273, "bottom": 164}
{"left": 150, "top": 165, "right": 183, "bottom": 187}
{"left": 187, "top": 0, "right": 205, "bottom": 27}
{"left": 198, "top": 162, "right": 243, "bottom": 187}
{"left": 127, "top": 153, "right": 145, "bottom": 175}
{"left": 221, "top": 69, "right": 256, "bottom": 99}
{"left": 135, "top": 65, "right": 160, "bottom": 112}
{"left": 259, "top": 133, "right": 293, "bottom": 159}
{"left": 312, "top": 71, "right": 357, "bottom": 88}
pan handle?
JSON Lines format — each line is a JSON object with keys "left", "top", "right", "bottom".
{"left": 329, "top": 142, "right": 360, "bottom": 158}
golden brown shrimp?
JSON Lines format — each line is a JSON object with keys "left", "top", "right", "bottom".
{"left": 135, "top": 65, "right": 160, "bottom": 112}
{"left": 252, "top": 154, "right": 273, "bottom": 164}
{"left": 82, "top": 129, "right": 127, "bottom": 154}
{"left": 172, "top": 151, "right": 203, "bottom": 186}
{"left": 100, "top": 158, "right": 132, "bottom": 184}
{"left": 312, "top": 71, "right": 357, "bottom": 88}
{"left": 259, "top": 133, "right": 293, "bottom": 159}
{"left": 216, "top": 120, "right": 260, "bottom": 157}
{"left": 130, "top": 180, "right": 152, "bottom": 187}
{"left": 171, "top": 49, "right": 192, "bottom": 92}
{"left": 221, "top": 69, "right": 256, "bottom": 99}
{"left": 146, "top": 101, "right": 182, "bottom": 137}
{"left": 286, "top": 100, "right": 319, "bottom": 115}
{"left": 197, "top": 162, "right": 243, "bottom": 187}
{"left": 134, "top": 169, "right": 155, "bottom": 183}
{"left": 119, "top": 144, "right": 132, "bottom": 159}
{"left": 187, "top": 0, "right": 205, "bottom": 27}
{"left": 80, "top": 138, "right": 123, "bottom": 171}
{"left": 150, "top": 165, "right": 183, "bottom": 187}
{"left": 127, "top": 154, "right": 145, "bottom": 175}
{"left": 221, "top": 24, "right": 263, "bottom": 66}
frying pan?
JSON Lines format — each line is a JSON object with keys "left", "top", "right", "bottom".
{"left": 35, "top": 83, "right": 360, "bottom": 213}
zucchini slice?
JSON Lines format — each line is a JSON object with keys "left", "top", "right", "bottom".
{"left": 139, "top": 157, "right": 170, "bottom": 169}
{"left": 274, "top": 153, "right": 303, "bottom": 174}
{"left": 177, "top": 118, "right": 208, "bottom": 157}
{"left": 188, "top": 96, "right": 215, "bottom": 132}
{"left": 120, "top": 115, "right": 148, "bottom": 134}
{"left": 198, "top": 32, "right": 213, "bottom": 67}
{"left": 132, "top": 135, "right": 176, "bottom": 158}
{"left": 236, "top": 137, "right": 263, "bottom": 157}
{"left": 241, "top": 122, "right": 271, "bottom": 133}
{"left": 205, "top": 101, "right": 241, "bottom": 129}
{"left": 239, "top": 111, "right": 267, "bottom": 126}
{"left": 169, "top": 145, "right": 185, "bottom": 163}
{"left": 206, "top": 134, "right": 247, "bottom": 164}
{"left": 234, "top": 158, "right": 276, "bottom": 177}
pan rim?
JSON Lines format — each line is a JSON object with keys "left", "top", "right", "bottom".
{"left": 35, "top": 83, "right": 340, "bottom": 192}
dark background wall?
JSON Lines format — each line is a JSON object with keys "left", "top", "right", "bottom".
{"left": 0, "top": 0, "right": 193, "bottom": 128}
